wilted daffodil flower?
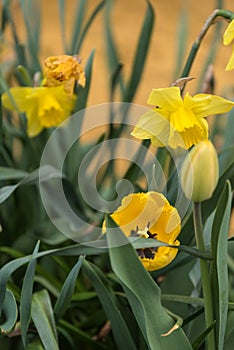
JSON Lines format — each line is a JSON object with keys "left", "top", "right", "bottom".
{"left": 223, "top": 19, "right": 234, "bottom": 71}
{"left": 131, "top": 86, "right": 234, "bottom": 149}
{"left": 107, "top": 192, "right": 181, "bottom": 271}
{"left": 44, "top": 55, "right": 86, "bottom": 95}
{"left": 180, "top": 140, "right": 219, "bottom": 202}
{"left": 2, "top": 85, "right": 76, "bottom": 137}
{"left": 1, "top": 55, "right": 86, "bottom": 137}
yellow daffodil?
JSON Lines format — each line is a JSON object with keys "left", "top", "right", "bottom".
{"left": 180, "top": 140, "right": 219, "bottom": 202}
{"left": 43, "top": 55, "right": 86, "bottom": 95}
{"left": 108, "top": 192, "right": 181, "bottom": 271}
{"left": 131, "top": 86, "right": 234, "bottom": 149}
{"left": 2, "top": 85, "right": 76, "bottom": 137}
{"left": 223, "top": 19, "right": 234, "bottom": 70}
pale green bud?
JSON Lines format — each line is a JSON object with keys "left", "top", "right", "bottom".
{"left": 180, "top": 140, "right": 219, "bottom": 202}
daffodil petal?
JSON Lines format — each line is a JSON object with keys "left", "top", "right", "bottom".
{"left": 2, "top": 87, "right": 33, "bottom": 112}
{"left": 223, "top": 20, "right": 234, "bottom": 45}
{"left": 131, "top": 110, "right": 170, "bottom": 146}
{"left": 147, "top": 86, "right": 182, "bottom": 111}
{"left": 190, "top": 93, "right": 234, "bottom": 118}
{"left": 225, "top": 44, "right": 234, "bottom": 71}
{"left": 27, "top": 113, "right": 43, "bottom": 137}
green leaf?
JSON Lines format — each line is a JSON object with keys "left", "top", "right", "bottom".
{"left": 0, "top": 167, "right": 29, "bottom": 180}
{"left": 223, "top": 109, "right": 234, "bottom": 150}
{"left": 0, "top": 289, "right": 18, "bottom": 334}
{"left": 19, "top": 0, "right": 41, "bottom": 71}
{"left": 73, "top": 0, "right": 107, "bottom": 53}
{"left": 82, "top": 259, "right": 137, "bottom": 350}
{"left": 192, "top": 321, "right": 216, "bottom": 350}
{"left": 0, "top": 165, "right": 62, "bottom": 204}
{"left": 70, "top": 0, "right": 87, "bottom": 54}
{"left": 0, "top": 255, "right": 31, "bottom": 315}
{"left": 124, "top": 0, "right": 154, "bottom": 102}
{"left": 123, "top": 139, "right": 151, "bottom": 182}
{"left": 31, "top": 290, "right": 59, "bottom": 350}
{"left": 106, "top": 216, "right": 192, "bottom": 349}
{"left": 74, "top": 49, "right": 95, "bottom": 112}
{"left": 57, "top": 0, "right": 67, "bottom": 52}
{"left": 211, "top": 181, "right": 232, "bottom": 350}
{"left": 20, "top": 241, "right": 40, "bottom": 347}
{"left": 54, "top": 256, "right": 84, "bottom": 321}
{"left": 59, "top": 319, "right": 107, "bottom": 349}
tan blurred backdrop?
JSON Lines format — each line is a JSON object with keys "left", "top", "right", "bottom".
{"left": 3, "top": 0, "right": 234, "bottom": 105}
{"left": 43, "top": 0, "right": 234, "bottom": 103}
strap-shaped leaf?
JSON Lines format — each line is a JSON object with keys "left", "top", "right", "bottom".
{"left": 82, "top": 259, "right": 137, "bottom": 350}
{"left": 0, "top": 289, "right": 18, "bottom": 334}
{"left": 31, "top": 289, "right": 59, "bottom": 350}
{"left": 106, "top": 215, "right": 192, "bottom": 349}
{"left": 0, "top": 165, "right": 62, "bottom": 204}
{"left": 211, "top": 181, "right": 232, "bottom": 350}
{"left": 54, "top": 256, "right": 84, "bottom": 321}
{"left": 0, "top": 167, "right": 28, "bottom": 180}
{"left": 124, "top": 0, "right": 154, "bottom": 102}
{"left": 20, "top": 241, "right": 40, "bottom": 347}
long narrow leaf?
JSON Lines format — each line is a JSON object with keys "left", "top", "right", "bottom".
{"left": 124, "top": 0, "right": 154, "bottom": 102}
{"left": 106, "top": 215, "right": 192, "bottom": 349}
{"left": 73, "top": 0, "right": 107, "bottom": 53}
{"left": 74, "top": 49, "right": 95, "bottom": 112}
{"left": 211, "top": 181, "right": 232, "bottom": 349}
{"left": 0, "top": 165, "right": 62, "bottom": 204}
{"left": 31, "top": 290, "right": 59, "bottom": 350}
{"left": 0, "top": 289, "right": 18, "bottom": 334}
{"left": 20, "top": 241, "right": 40, "bottom": 347}
{"left": 82, "top": 259, "right": 137, "bottom": 350}
{"left": 70, "top": 0, "right": 87, "bottom": 54}
{"left": 54, "top": 256, "right": 84, "bottom": 321}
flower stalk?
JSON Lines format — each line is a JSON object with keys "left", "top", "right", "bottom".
{"left": 181, "top": 9, "right": 234, "bottom": 80}
{"left": 193, "top": 202, "right": 215, "bottom": 350}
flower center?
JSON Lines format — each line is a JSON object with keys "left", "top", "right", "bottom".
{"left": 130, "top": 225, "right": 158, "bottom": 260}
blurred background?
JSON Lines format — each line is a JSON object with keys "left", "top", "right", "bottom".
{"left": 1, "top": 0, "right": 234, "bottom": 106}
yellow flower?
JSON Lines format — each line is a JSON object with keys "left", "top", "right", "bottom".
{"left": 108, "top": 192, "right": 181, "bottom": 271}
{"left": 131, "top": 86, "right": 234, "bottom": 149}
{"left": 2, "top": 85, "right": 76, "bottom": 137}
{"left": 180, "top": 140, "right": 219, "bottom": 202}
{"left": 43, "top": 55, "right": 86, "bottom": 95}
{"left": 223, "top": 19, "right": 234, "bottom": 71}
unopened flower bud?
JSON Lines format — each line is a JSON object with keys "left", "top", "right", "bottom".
{"left": 180, "top": 140, "right": 219, "bottom": 202}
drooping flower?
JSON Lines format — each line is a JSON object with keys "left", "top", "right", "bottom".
{"left": 43, "top": 55, "right": 86, "bottom": 95}
{"left": 180, "top": 140, "right": 219, "bottom": 202}
{"left": 223, "top": 19, "right": 234, "bottom": 71}
{"left": 131, "top": 86, "right": 234, "bottom": 149}
{"left": 2, "top": 85, "right": 76, "bottom": 137}
{"left": 108, "top": 192, "right": 181, "bottom": 271}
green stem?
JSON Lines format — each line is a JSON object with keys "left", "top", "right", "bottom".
{"left": 193, "top": 202, "right": 215, "bottom": 350}
{"left": 181, "top": 9, "right": 234, "bottom": 79}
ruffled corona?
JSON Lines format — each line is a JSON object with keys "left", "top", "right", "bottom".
{"left": 109, "top": 192, "right": 181, "bottom": 271}
{"left": 131, "top": 86, "right": 234, "bottom": 149}
{"left": 43, "top": 55, "right": 86, "bottom": 95}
